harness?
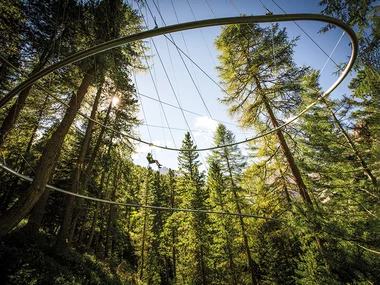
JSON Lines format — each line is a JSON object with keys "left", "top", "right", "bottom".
{"left": 146, "top": 153, "right": 154, "bottom": 164}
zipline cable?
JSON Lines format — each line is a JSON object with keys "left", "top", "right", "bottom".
{"left": 141, "top": 1, "right": 209, "bottom": 170}
{"left": 149, "top": 0, "right": 213, "bottom": 170}
{"left": 162, "top": 35, "right": 225, "bottom": 94}
{"left": 257, "top": 0, "right": 273, "bottom": 15}
{"left": 321, "top": 31, "right": 345, "bottom": 73}
{"left": 185, "top": 0, "right": 217, "bottom": 67}
{"left": 141, "top": 123, "right": 254, "bottom": 136}
{"left": 228, "top": 0, "right": 242, "bottom": 14}
{"left": 139, "top": 1, "right": 194, "bottom": 149}
{"left": 204, "top": 0, "right": 216, "bottom": 18}
{"left": 0, "top": 162, "right": 284, "bottom": 221}
{"left": 133, "top": 73, "right": 153, "bottom": 143}
{"left": 133, "top": 0, "right": 176, "bottom": 149}
{"left": 0, "top": 55, "right": 244, "bottom": 148}
{"left": 137, "top": 90, "right": 239, "bottom": 127}
{"left": 0, "top": 53, "right": 238, "bottom": 131}
{"left": 151, "top": 0, "right": 215, "bottom": 122}
{"left": 270, "top": 0, "right": 340, "bottom": 68}
{"left": 163, "top": 15, "right": 183, "bottom": 107}
{"left": 141, "top": 49, "right": 177, "bottom": 148}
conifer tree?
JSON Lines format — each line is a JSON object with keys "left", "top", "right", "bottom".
{"left": 174, "top": 132, "right": 212, "bottom": 285}
{"left": 292, "top": 70, "right": 380, "bottom": 284}
{"left": 0, "top": 0, "right": 83, "bottom": 146}
{"left": 136, "top": 167, "right": 154, "bottom": 282}
{"left": 161, "top": 169, "right": 178, "bottom": 283}
{"left": 0, "top": 0, "right": 25, "bottom": 94}
{"left": 206, "top": 161, "right": 239, "bottom": 285}
{"left": 208, "top": 124, "right": 259, "bottom": 284}
{"left": 214, "top": 22, "right": 312, "bottom": 205}
{"left": 55, "top": 0, "right": 144, "bottom": 248}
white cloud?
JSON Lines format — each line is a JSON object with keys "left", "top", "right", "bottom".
{"left": 194, "top": 116, "right": 217, "bottom": 132}
{"left": 159, "top": 166, "right": 169, "bottom": 175}
{"left": 192, "top": 116, "right": 218, "bottom": 146}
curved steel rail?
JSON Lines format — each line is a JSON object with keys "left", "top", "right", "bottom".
{"left": 0, "top": 14, "right": 358, "bottom": 152}
{"left": 0, "top": 162, "right": 284, "bottom": 221}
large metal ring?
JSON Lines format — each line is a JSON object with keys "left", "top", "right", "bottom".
{"left": 0, "top": 14, "right": 357, "bottom": 152}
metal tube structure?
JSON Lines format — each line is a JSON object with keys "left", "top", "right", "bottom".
{"left": 0, "top": 14, "right": 358, "bottom": 152}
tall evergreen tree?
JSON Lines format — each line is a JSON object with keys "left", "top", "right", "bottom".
{"left": 0, "top": 0, "right": 25, "bottom": 94}
{"left": 206, "top": 160, "right": 240, "bottom": 284}
{"left": 214, "top": 22, "right": 312, "bottom": 205}
{"left": 55, "top": 0, "right": 144, "bottom": 249}
{"left": 174, "top": 132, "right": 212, "bottom": 285}
{"left": 0, "top": 0, "right": 83, "bottom": 146}
{"left": 292, "top": 70, "right": 380, "bottom": 284}
{"left": 0, "top": 63, "right": 95, "bottom": 236}
{"left": 208, "top": 124, "right": 259, "bottom": 284}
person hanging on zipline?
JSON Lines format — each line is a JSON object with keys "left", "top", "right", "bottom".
{"left": 146, "top": 152, "right": 162, "bottom": 168}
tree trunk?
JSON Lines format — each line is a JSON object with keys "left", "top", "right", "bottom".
{"left": 278, "top": 165, "right": 292, "bottom": 204}
{"left": 16, "top": 95, "right": 56, "bottom": 233}
{"left": 139, "top": 177, "right": 150, "bottom": 281}
{"left": 85, "top": 158, "right": 111, "bottom": 251}
{"left": 66, "top": 99, "right": 114, "bottom": 239}
{"left": 255, "top": 78, "right": 313, "bottom": 205}
{"left": 226, "top": 231, "right": 238, "bottom": 285}
{"left": 68, "top": 208, "right": 80, "bottom": 244}
{"left": 169, "top": 180, "right": 176, "bottom": 279}
{"left": 0, "top": 67, "right": 95, "bottom": 237}
{"left": 210, "top": 172, "right": 237, "bottom": 284}
{"left": 104, "top": 204, "right": 114, "bottom": 258}
{"left": 56, "top": 82, "right": 104, "bottom": 249}
{"left": 218, "top": 201, "right": 238, "bottom": 284}
{"left": 0, "top": 94, "right": 50, "bottom": 213}
{"left": 0, "top": 86, "right": 32, "bottom": 146}
{"left": 17, "top": 93, "right": 49, "bottom": 174}
{"left": 85, "top": 201, "right": 100, "bottom": 251}
{"left": 200, "top": 244, "right": 207, "bottom": 285}
{"left": 105, "top": 164, "right": 119, "bottom": 258}
{"left": 81, "top": 99, "right": 113, "bottom": 192}
{"left": 223, "top": 152, "right": 258, "bottom": 285}
{"left": 322, "top": 98, "right": 377, "bottom": 186}
{"left": 0, "top": 43, "right": 53, "bottom": 147}
{"left": 95, "top": 204, "right": 106, "bottom": 257}
{"left": 69, "top": 129, "right": 115, "bottom": 247}
{"left": 22, "top": 188, "right": 51, "bottom": 236}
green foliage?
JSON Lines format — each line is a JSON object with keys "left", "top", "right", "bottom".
{"left": 215, "top": 22, "right": 308, "bottom": 126}
{"left": 0, "top": 0, "right": 25, "bottom": 93}
{"left": 319, "top": 0, "right": 379, "bottom": 68}
{"left": 0, "top": 238, "right": 122, "bottom": 284}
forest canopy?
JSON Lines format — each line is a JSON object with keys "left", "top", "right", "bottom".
{"left": 0, "top": 0, "right": 379, "bottom": 284}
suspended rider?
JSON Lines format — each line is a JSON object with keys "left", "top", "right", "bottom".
{"left": 146, "top": 153, "right": 162, "bottom": 168}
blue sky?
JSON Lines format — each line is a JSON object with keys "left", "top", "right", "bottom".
{"left": 126, "top": 0, "right": 354, "bottom": 172}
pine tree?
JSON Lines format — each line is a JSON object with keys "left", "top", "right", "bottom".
{"left": 215, "top": 22, "right": 312, "bottom": 205}
{"left": 55, "top": 0, "right": 144, "bottom": 249}
{"left": 174, "top": 132, "right": 212, "bottom": 285}
{"left": 206, "top": 160, "right": 240, "bottom": 284}
{"left": 208, "top": 124, "right": 259, "bottom": 284}
{"left": 0, "top": 0, "right": 85, "bottom": 146}
{"left": 0, "top": 0, "right": 25, "bottom": 94}
{"left": 291, "top": 70, "right": 380, "bottom": 284}
{"left": 0, "top": 64, "right": 95, "bottom": 236}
